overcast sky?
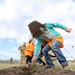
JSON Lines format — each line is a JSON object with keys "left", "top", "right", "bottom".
{"left": 0, "top": 0, "right": 75, "bottom": 60}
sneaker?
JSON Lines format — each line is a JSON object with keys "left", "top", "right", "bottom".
{"left": 62, "top": 63, "right": 68, "bottom": 68}
{"left": 44, "top": 65, "right": 54, "bottom": 69}
{"left": 43, "top": 62, "right": 46, "bottom": 66}
{"left": 43, "top": 63, "right": 46, "bottom": 66}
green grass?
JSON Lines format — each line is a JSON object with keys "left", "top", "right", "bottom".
{"left": 0, "top": 63, "right": 20, "bottom": 70}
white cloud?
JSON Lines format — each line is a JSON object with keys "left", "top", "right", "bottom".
{"left": 0, "top": 0, "right": 16, "bottom": 21}
{"left": 0, "top": 0, "right": 75, "bottom": 60}
{"left": 0, "top": 0, "right": 75, "bottom": 43}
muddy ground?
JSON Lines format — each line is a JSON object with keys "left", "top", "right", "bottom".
{"left": 0, "top": 65, "right": 75, "bottom": 75}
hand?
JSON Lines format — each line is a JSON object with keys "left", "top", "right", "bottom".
{"left": 32, "top": 56, "right": 37, "bottom": 63}
{"left": 66, "top": 28, "right": 72, "bottom": 33}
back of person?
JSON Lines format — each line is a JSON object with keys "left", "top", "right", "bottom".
{"left": 20, "top": 45, "right": 26, "bottom": 56}
{"left": 18, "top": 42, "right": 26, "bottom": 64}
{"left": 18, "top": 42, "right": 26, "bottom": 56}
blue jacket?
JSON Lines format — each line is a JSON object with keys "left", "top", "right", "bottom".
{"left": 34, "top": 23, "right": 67, "bottom": 56}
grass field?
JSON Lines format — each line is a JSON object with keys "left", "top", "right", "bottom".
{"left": 0, "top": 63, "right": 20, "bottom": 70}
{"left": 0, "top": 62, "right": 75, "bottom": 71}
{"left": 67, "top": 62, "right": 75, "bottom": 71}
{"left": 54, "top": 61, "right": 75, "bottom": 71}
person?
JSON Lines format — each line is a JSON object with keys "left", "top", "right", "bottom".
{"left": 9, "top": 57, "right": 13, "bottom": 64}
{"left": 18, "top": 42, "right": 26, "bottom": 64}
{"left": 24, "top": 39, "right": 35, "bottom": 67}
{"left": 28, "top": 21, "right": 72, "bottom": 69}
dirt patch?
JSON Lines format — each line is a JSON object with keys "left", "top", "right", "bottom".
{"left": 0, "top": 65, "right": 75, "bottom": 75}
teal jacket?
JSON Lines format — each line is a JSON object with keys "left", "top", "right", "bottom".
{"left": 34, "top": 23, "right": 67, "bottom": 56}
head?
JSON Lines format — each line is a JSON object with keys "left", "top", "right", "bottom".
{"left": 29, "top": 39, "right": 34, "bottom": 44}
{"left": 28, "top": 21, "right": 45, "bottom": 38}
{"left": 23, "top": 42, "right": 26, "bottom": 46}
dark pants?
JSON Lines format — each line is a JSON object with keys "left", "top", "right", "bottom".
{"left": 26, "top": 56, "right": 32, "bottom": 64}
{"left": 36, "top": 52, "right": 46, "bottom": 65}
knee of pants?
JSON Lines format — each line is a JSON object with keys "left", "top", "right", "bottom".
{"left": 51, "top": 45, "right": 58, "bottom": 51}
{"left": 42, "top": 48, "right": 48, "bottom": 55}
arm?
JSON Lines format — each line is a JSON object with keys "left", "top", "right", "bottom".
{"left": 46, "top": 23, "right": 72, "bottom": 32}
{"left": 34, "top": 38, "right": 43, "bottom": 56}
{"left": 32, "top": 38, "right": 42, "bottom": 63}
{"left": 46, "top": 23, "right": 67, "bottom": 30}
{"left": 18, "top": 46, "right": 22, "bottom": 50}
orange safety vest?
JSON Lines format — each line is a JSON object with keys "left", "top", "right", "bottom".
{"left": 24, "top": 43, "right": 35, "bottom": 56}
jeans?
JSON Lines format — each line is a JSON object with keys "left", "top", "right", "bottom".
{"left": 42, "top": 40, "right": 68, "bottom": 67}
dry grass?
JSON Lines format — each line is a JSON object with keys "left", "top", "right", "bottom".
{"left": 54, "top": 61, "right": 75, "bottom": 71}
{"left": 0, "top": 61, "right": 75, "bottom": 71}
{"left": 0, "top": 63, "right": 20, "bottom": 70}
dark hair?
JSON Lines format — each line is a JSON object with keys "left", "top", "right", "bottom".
{"left": 29, "top": 39, "right": 33, "bottom": 43}
{"left": 28, "top": 21, "right": 45, "bottom": 38}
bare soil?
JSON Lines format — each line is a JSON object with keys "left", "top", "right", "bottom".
{"left": 0, "top": 65, "right": 75, "bottom": 75}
